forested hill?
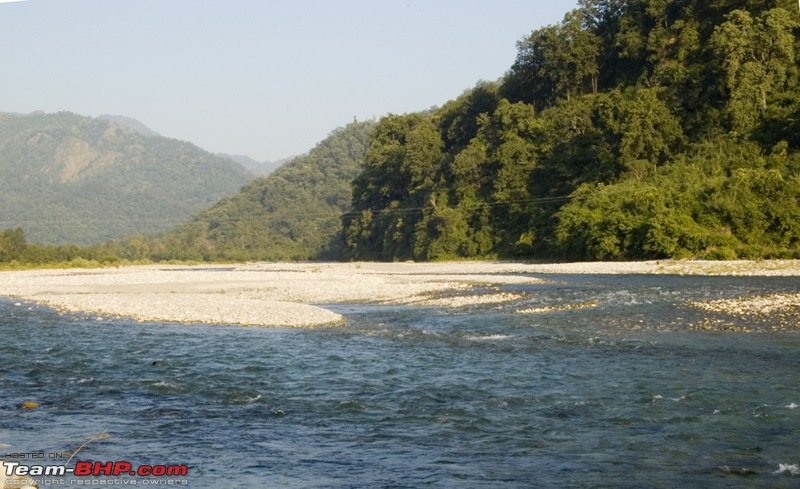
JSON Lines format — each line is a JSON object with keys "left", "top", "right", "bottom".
{"left": 0, "top": 111, "right": 254, "bottom": 245}
{"left": 342, "top": 0, "right": 800, "bottom": 261}
{"left": 112, "top": 121, "right": 376, "bottom": 261}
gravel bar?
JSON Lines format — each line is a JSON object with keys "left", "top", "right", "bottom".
{"left": 1, "top": 260, "right": 798, "bottom": 327}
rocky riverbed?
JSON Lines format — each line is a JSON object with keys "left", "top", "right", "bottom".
{"left": 1, "top": 260, "right": 798, "bottom": 328}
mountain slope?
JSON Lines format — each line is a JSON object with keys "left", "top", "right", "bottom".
{"left": 118, "top": 120, "right": 375, "bottom": 261}
{"left": 0, "top": 111, "right": 254, "bottom": 244}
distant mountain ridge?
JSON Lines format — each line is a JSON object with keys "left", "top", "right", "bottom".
{"left": 216, "top": 153, "right": 289, "bottom": 176}
{"left": 0, "top": 111, "right": 254, "bottom": 245}
{"left": 98, "top": 114, "right": 161, "bottom": 137}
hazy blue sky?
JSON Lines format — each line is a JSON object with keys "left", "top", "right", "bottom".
{"left": 1, "top": 0, "right": 577, "bottom": 161}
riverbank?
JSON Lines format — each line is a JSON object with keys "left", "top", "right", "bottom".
{"left": 0, "top": 260, "right": 798, "bottom": 327}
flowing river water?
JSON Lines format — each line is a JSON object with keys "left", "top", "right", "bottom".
{"left": 2, "top": 273, "right": 800, "bottom": 487}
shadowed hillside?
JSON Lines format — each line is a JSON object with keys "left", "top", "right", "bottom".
{"left": 113, "top": 120, "right": 376, "bottom": 261}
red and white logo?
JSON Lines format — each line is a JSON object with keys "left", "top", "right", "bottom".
{"left": 2, "top": 460, "right": 189, "bottom": 487}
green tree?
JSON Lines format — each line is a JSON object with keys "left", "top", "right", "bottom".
{"left": 437, "top": 82, "right": 501, "bottom": 152}
{"left": 554, "top": 135, "right": 800, "bottom": 260}
{"left": 711, "top": 8, "right": 797, "bottom": 133}
{"left": 0, "top": 227, "right": 26, "bottom": 262}
{"left": 536, "top": 93, "right": 620, "bottom": 197}
{"left": 345, "top": 114, "right": 443, "bottom": 259}
{"left": 618, "top": 87, "right": 685, "bottom": 165}
{"left": 505, "top": 9, "right": 600, "bottom": 107}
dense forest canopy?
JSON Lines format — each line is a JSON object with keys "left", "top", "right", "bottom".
{"left": 342, "top": 0, "right": 800, "bottom": 261}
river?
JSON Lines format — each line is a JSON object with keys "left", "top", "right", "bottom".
{"left": 2, "top": 273, "right": 800, "bottom": 487}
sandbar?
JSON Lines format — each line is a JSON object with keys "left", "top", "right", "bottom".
{"left": 1, "top": 260, "right": 799, "bottom": 327}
